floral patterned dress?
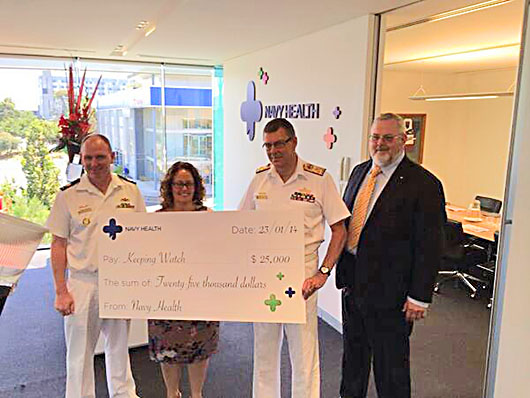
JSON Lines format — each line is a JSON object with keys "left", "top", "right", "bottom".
{"left": 148, "top": 206, "right": 220, "bottom": 364}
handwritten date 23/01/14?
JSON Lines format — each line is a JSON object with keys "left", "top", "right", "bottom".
{"left": 258, "top": 223, "right": 298, "bottom": 235}
{"left": 231, "top": 223, "right": 298, "bottom": 235}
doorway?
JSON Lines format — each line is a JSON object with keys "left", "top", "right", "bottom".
{"left": 375, "top": 0, "right": 526, "bottom": 396}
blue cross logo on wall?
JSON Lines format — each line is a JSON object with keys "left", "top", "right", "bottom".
{"left": 240, "top": 81, "right": 263, "bottom": 141}
{"left": 103, "top": 218, "right": 123, "bottom": 240}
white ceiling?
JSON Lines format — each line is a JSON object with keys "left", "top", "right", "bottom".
{"left": 0, "top": 0, "right": 415, "bottom": 65}
{"left": 1, "top": 0, "right": 525, "bottom": 73}
{"left": 383, "top": 0, "right": 526, "bottom": 73}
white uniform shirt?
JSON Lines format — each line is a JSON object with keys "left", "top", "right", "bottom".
{"left": 239, "top": 157, "right": 350, "bottom": 257}
{"left": 46, "top": 174, "right": 146, "bottom": 274}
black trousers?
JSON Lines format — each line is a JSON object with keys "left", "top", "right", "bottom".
{"left": 0, "top": 285, "right": 11, "bottom": 316}
{"left": 340, "top": 288, "right": 413, "bottom": 398}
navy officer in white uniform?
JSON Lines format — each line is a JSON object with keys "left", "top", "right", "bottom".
{"left": 239, "top": 118, "right": 350, "bottom": 398}
{"left": 47, "top": 134, "right": 145, "bottom": 398}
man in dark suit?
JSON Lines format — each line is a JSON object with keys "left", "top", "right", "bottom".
{"left": 0, "top": 285, "right": 11, "bottom": 316}
{"left": 336, "top": 113, "right": 446, "bottom": 398}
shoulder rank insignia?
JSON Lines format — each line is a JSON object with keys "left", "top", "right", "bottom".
{"left": 118, "top": 175, "right": 137, "bottom": 184}
{"left": 303, "top": 163, "right": 326, "bottom": 176}
{"left": 255, "top": 164, "right": 271, "bottom": 174}
{"left": 60, "top": 178, "right": 80, "bottom": 191}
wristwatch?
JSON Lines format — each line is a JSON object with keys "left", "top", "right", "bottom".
{"left": 319, "top": 266, "right": 332, "bottom": 276}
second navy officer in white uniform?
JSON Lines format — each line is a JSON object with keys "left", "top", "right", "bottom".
{"left": 239, "top": 118, "right": 350, "bottom": 398}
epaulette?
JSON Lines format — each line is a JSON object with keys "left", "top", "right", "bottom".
{"left": 60, "top": 178, "right": 80, "bottom": 191}
{"left": 118, "top": 175, "right": 137, "bottom": 184}
{"left": 255, "top": 164, "right": 271, "bottom": 174}
{"left": 303, "top": 163, "right": 326, "bottom": 176}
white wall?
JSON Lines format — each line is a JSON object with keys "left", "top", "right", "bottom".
{"left": 223, "top": 15, "right": 375, "bottom": 327}
{"left": 381, "top": 69, "right": 515, "bottom": 207}
{"left": 223, "top": 2, "right": 530, "bottom": 394}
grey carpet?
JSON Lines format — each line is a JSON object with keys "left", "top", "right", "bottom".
{"left": 0, "top": 267, "right": 490, "bottom": 397}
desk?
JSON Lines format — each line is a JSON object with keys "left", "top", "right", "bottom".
{"left": 446, "top": 205, "right": 500, "bottom": 242}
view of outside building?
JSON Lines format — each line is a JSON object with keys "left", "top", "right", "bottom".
{"left": 0, "top": 57, "right": 219, "bottom": 236}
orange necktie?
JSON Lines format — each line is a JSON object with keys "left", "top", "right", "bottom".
{"left": 346, "top": 165, "right": 382, "bottom": 251}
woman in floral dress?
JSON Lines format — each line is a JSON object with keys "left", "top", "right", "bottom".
{"left": 148, "top": 161, "right": 219, "bottom": 398}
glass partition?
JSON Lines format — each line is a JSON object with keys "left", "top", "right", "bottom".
{"left": 163, "top": 65, "right": 214, "bottom": 202}
{"left": 0, "top": 56, "right": 219, "bottom": 224}
{"left": 78, "top": 60, "right": 165, "bottom": 205}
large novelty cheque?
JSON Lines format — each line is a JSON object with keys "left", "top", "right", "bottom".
{"left": 98, "top": 210, "right": 305, "bottom": 323}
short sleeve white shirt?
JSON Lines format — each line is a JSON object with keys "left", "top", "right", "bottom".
{"left": 239, "top": 157, "right": 350, "bottom": 257}
{"left": 46, "top": 174, "right": 146, "bottom": 274}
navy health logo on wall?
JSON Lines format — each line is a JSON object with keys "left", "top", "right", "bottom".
{"left": 240, "top": 71, "right": 342, "bottom": 150}
{"left": 103, "top": 218, "right": 123, "bottom": 240}
{"left": 240, "top": 81, "right": 263, "bottom": 141}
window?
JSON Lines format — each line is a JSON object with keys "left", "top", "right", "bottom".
{"left": 0, "top": 56, "right": 222, "bottom": 225}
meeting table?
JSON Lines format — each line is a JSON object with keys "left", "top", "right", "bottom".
{"left": 445, "top": 204, "right": 501, "bottom": 242}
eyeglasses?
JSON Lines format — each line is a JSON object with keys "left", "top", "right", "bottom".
{"left": 369, "top": 134, "right": 400, "bottom": 143}
{"left": 262, "top": 137, "right": 292, "bottom": 150}
{"left": 82, "top": 154, "right": 109, "bottom": 162}
{"left": 171, "top": 181, "right": 194, "bottom": 189}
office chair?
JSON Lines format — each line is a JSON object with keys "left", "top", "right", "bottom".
{"left": 474, "top": 231, "right": 499, "bottom": 308}
{"left": 434, "top": 220, "right": 488, "bottom": 299}
{"left": 475, "top": 195, "right": 502, "bottom": 214}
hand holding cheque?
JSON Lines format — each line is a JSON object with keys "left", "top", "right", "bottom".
{"left": 98, "top": 209, "right": 306, "bottom": 323}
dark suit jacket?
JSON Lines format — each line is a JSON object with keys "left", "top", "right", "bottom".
{"left": 336, "top": 156, "right": 446, "bottom": 309}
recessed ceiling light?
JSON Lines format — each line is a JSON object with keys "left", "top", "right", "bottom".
{"left": 387, "top": 0, "right": 513, "bottom": 32}
{"left": 111, "top": 44, "right": 127, "bottom": 56}
{"left": 144, "top": 26, "right": 156, "bottom": 37}
{"left": 384, "top": 43, "right": 520, "bottom": 67}
{"left": 136, "top": 20, "right": 149, "bottom": 30}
